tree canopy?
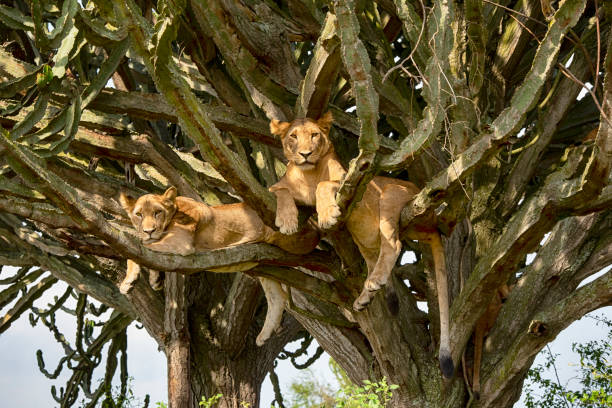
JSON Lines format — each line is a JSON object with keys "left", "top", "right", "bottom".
{"left": 0, "top": 0, "right": 611, "bottom": 407}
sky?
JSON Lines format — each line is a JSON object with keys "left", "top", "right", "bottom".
{"left": 0, "top": 265, "right": 610, "bottom": 408}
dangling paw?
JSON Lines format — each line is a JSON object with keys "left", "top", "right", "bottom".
{"left": 256, "top": 330, "right": 271, "bottom": 347}
{"left": 317, "top": 202, "right": 341, "bottom": 229}
{"left": 276, "top": 207, "right": 299, "bottom": 235}
{"left": 119, "top": 277, "right": 137, "bottom": 295}
{"left": 364, "top": 276, "right": 386, "bottom": 292}
{"left": 353, "top": 289, "right": 374, "bottom": 311}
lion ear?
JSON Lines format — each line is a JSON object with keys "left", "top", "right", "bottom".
{"left": 270, "top": 119, "right": 291, "bottom": 138}
{"left": 119, "top": 191, "right": 136, "bottom": 213}
{"left": 162, "top": 186, "right": 177, "bottom": 205}
{"left": 317, "top": 111, "right": 333, "bottom": 134}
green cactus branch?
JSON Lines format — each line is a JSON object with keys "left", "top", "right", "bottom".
{"left": 379, "top": 0, "right": 456, "bottom": 170}
{"left": 332, "top": 0, "right": 380, "bottom": 221}
{"left": 114, "top": 0, "right": 277, "bottom": 223}
{"left": 399, "top": 0, "right": 588, "bottom": 231}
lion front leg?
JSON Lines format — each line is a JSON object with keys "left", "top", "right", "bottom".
{"left": 316, "top": 180, "right": 341, "bottom": 229}
{"left": 272, "top": 188, "right": 299, "bottom": 235}
{"left": 256, "top": 277, "right": 288, "bottom": 346}
{"left": 120, "top": 260, "right": 141, "bottom": 295}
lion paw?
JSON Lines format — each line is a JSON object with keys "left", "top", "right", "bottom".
{"left": 364, "top": 277, "right": 385, "bottom": 292}
{"left": 276, "top": 208, "right": 299, "bottom": 235}
{"left": 353, "top": 290, "right": 374, "bottom": 311}
{"left": 119, "top": 278, "right": 136, "bottom": 295}
{"left": 256, "top": 331, "right": 270, "bottom": 346}
{"left": 317, "top": 203, "right": 341, "bottom": 229}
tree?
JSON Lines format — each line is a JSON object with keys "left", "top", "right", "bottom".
{"left": 0, "top": 0, "right": 610, "bottom": 407}
{"left": 523, "top": 315, "right": 612, "bottom": 408}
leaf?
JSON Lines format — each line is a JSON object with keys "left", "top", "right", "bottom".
{"left": 9, "top": 92, "right": 50, "bottom": 140}
{"left": 52, "top": 25, "right": 81, "bottom": 78}
{"left": 0, "top": 86, "right": 39, "bottom": 117}
{"left": 81, "top": 39, "right": 129, "bottom": 107}
{"left": 20, "top": 108, "right": 68, "bottom": 144}
{"left": 31, "top": 0, "right": 49, "bottom": 50}
{"left": 36, "top": 65, "right": 54, "bottom": 88}
{"left": 0, "top": 4, "right": 34, "bottom": 31}
{"left": 47, "top": 0, "right": 79, "bottom": 49}
{"left": 76, "top": 9, "right": 127, "bottom": 46}
{"left": 39, "top": 92, "right": 82, "bottom": 156}
{"left": 0, "top": 66, "right": 43, "bottom": 98}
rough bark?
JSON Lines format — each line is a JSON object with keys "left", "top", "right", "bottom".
{"left": 0, "top": 0, "right": 610, "bottom": 407}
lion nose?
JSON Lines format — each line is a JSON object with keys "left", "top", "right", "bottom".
{"left": 300, "top": 151, "right": 312, "bottom": 160}
{"left": 143, "top": 227, "right": 155, "bottom": 236}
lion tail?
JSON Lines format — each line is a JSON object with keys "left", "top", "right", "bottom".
{"left": 430, "top": 231, "right": 454, "bottom": 378}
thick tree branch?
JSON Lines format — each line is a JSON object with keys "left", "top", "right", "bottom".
{"left": 379, "top": 0, "right": 455, "bottom": 170}
{"left": 332, "top": 0, "right": 380, "bottom": 221}
{"left": 450, "top": 141, "right": 608, "bottom": 367}
{"left": 479, "top": 271, "right": 612, "bottom": 408}
{"left": 215, "top": 274, "right": 261, "bottom": 357}
{"left": 499, "top": 21, "right": 597, "bottom": 216}
{"left": 247, "top": 266, "right": 352, "bottom": 308}
{"left": 398, "top": 0, "right": 588, "bottom": 228}
{"left": 114, "top": 0, "right": 278, "bottom": 224}
{"left": 296, "top": 13, "right": 340, "bottom": 119}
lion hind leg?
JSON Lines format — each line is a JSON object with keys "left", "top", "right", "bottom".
{"left": 256, "top": 277, "right": 288, "bottom": 346}
{"left": 353, "top": 185, "right": 412, "bottom": 311}
{"left": 148, "top": 270, "right": 165, "bottom": 291}
{"left": 120, "top": 260, "right": 140, "bottom": 295}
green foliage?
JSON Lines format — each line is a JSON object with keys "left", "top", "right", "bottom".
{"left": 155, "top": 403, "right": 167, "bottom": 408}
{"left": 334, "top": 377, "right": 398, "bottom": 408}
{"left": 286, "top": 369, "right": 336, "bottom": 408}
{"left": 199, "top": 394, "right": 222, "bottom": 407}
{"left": 286, "top": 359, "right": 398, "bottom": 408}
{"left": 35, "top": 65, "right": 53, "bottom": 88}
{"left": 524, "top": 315, "right": 611, "bottom": 408}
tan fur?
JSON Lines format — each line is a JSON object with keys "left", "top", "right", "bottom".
{"left": 269, "top": 112, "right": 454, "bottom": 377}
{"left": 119, "top": 187, "right": 319, "bottom": 345}
{"left": 472, "top": 284, "right": 512, "bottom": 398}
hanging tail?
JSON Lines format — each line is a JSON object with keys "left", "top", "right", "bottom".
{"left": 430, "top": 231, "right": 454, "bottom": 378}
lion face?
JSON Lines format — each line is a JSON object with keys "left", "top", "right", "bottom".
{"left": 270, "top": 111, "right": 333, "bottom": 169}
{"left": 119, "top": 187, "right": 177, "bottom": 244}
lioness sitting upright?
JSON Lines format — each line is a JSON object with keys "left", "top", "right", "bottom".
{"left": 269, "top": 112, "right": 453, "bottom": 377}
{"left": 119, "top": 187, "right": 319, "bottom": 345}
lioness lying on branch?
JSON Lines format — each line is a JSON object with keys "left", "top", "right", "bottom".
{"left": 269, "top": 112, "right": 453, "bottom": 378}
{"left": 118, "top": 187, "right": 319, "bottom": 345}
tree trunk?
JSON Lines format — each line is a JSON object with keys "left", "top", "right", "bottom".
{"left": 165, "top": 273, "right": 192, "bottom": 408}
{"left": 160, "top": 273, "right": 303, "bottom": 407}
{"left": 0, "top": 0, "right": 610, "bottom": 407}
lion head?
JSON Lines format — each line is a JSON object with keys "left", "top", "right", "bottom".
{"left": 270, "top": 111, "right": 333, "bottom": 168}
{"left": 119, "top": 187, "right": 178, "bottom": 243}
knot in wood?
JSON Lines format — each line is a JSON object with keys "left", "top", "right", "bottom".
{"left": 528, "top": 320, "right": 547, "bottom": 336}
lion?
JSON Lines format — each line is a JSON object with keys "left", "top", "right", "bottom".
{"left": 118, "top": 186, "right": 319, "bottom": 346}
{"left": 268, "top": 112, "right": 453, "bottom": 377}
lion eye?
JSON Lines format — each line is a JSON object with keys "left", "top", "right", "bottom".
{"left": 289, "top": 133, "right": 297, "bottom": 139}
{"left": 154, "top": 210, "right": 162, "bottom": 218}
{"left": 311, "top": 132, "right": 319, "bottom": 139}
{"left": 134, "top": 212, "right": 142, "bottom": 218}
